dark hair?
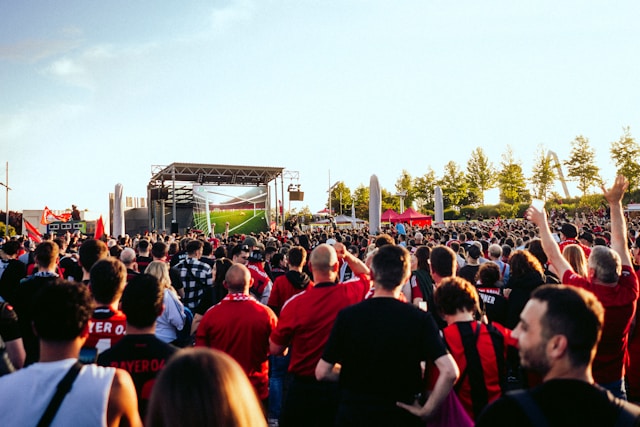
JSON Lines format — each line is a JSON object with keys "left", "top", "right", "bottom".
{"left": 509, "top": 249, "right": 543, "bottom": 278}
{"left": 526, "top": 239, "right": 548, "bottom": 265}
{"left": 467, "top": 244, "right": 481, "bottom": 260}
{"left": 230, "top": 244, "right": 249, "bottom": 258}
{"left": 202, "top": 240, "right": 213, "bottom": 256}
{"left": 186, "top": 240, "right": 204, "bottom": 255}
{"left": 286, "top": 246, "right": 306, "bottom": 268}
{"left": 2, "top": 240, "right": 20, "bottom": 256}
{"left": 34, "top": 241, "right": 59, "bottom": 268}
{"left": 137, "top": 239, "right": 150, "bottom": 251}
{"left": 213, "top": 246, "right": 227, "bottom": 259}
{"left": 151, "top": 241, "right": 168, "bottom": 259}
{"left": 32, "top": 280, "right": 94, "bottom": 341}
{"left": 477, "top": 262, "right": 500, "bottom": 287}
{"left": 121, "top": 274, "right": 164, "bottom": 328}
{"left": 79, "top": 239, "right": 109, "bottom": 272}
{"left": 434, "top": 276, "right": 480, "bottom": 316}
{"left": 531, "top": 285, "right": 604, "bottom": 367}
{"left": 430, "top": 245, "right": 457, "bottom": 278}
{"left": 414, "top": 246, "right": 431, "bottom": 271}
{"left": 371, "top": 245, "right": 410, "bottom": 290}
{"left": 374, "top": 233, "right": 395, "bottom": 248}
{"left": 214, "top": 258, "right": 234, "bottom": 303}
{"left": 270, "top": 253, "right": 285, "bottom": 269}
{"left": 90, "top": 257, "right": 127, "bottom": 304}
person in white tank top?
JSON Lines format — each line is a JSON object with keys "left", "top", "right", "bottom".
{"left": 0, "top": 280, "right": 141, "bottom": 427}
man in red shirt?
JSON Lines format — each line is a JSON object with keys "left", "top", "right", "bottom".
{"left": 85, "top": 257, "right": 128, "bottom": 356}
{"left": 195, "top": 263, "right": 277, "bottom": 407}
{"left": 558, "top": 222, "right": 592, "bottom": 258}
{"left": 269, "top": 243, "right": 370, "bottom": 427}
{"left": 267, "top": 246, "right": 312, "bottom": 316}
{"left": 527, "top": 175, "right": 639, "bottom": 399}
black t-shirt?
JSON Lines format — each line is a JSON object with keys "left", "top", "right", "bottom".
{"left": 476, "top": 379, "right": 640, "bottom": 427}
{"left": 0, "top": 259, "right": 27, "bottom": 304}
{"left": 323, "top": 298, "right": 447, "bottom": 398}
{"left": 136, "top": 255, "right": 153, "bottom": 273}
{"left": 59, "top": 255, "right": 82, "bottom": 282}
{"left": 98, "top": 334, "right": 178, "bottom": 419}
{"left": 13, "top": 275, "right": 59, "bottom": 365}
{"left": 459, "top": 264, "right": 480, "bottom": 284}
{"left": 477, "top": 286, "right": 508, "bottom": 325}
{"left": 0, "top": 302, "right": 20, "bottom": 342}
{"left": 322, "top": 298, "right": 448, "bottom": 426}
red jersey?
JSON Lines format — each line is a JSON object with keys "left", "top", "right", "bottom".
{"left": 195, "top": 293, "right": 277, "bottom": 399}
{"left": 443, "top": 321, "right": 516, "bottom": 419}
{"left": 267, "top": 273, "right": 314, "bottom": 313}
{"left": 558, "top": 239, "right": 592, "bottom": 258}
{"left": 85, "top": 306, "right": 127, "bottom": 354}
{"left": 247, "top": 262, "right": 272, "bottom": 303}
{"left": 270, "top": 274, "right": 369, "bottom": 377}
{"left": 564, "top": 265, "right": 639, "bottom": 383}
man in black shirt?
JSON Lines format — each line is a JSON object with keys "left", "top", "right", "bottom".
{"left": 316, "top": 244, "right": 459, "bottom": 426}
{"left": 476, "top": 285, "right": 640, "bottom": 426}
{"left": 98, "top": 274, "right": 178, "bottom": 419}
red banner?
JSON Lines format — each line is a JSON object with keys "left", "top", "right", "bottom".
{"left": 94, "top": 215, "right": 105, "bottom": 240}
{"left": 23, "top": 219, "right": 43, "bottom": 243}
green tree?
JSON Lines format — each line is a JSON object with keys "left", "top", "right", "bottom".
{"left": 328, "top": 182, "right": 353, "bottom": 215}
{"left": 610, "top": 126, "right": 640, "bottom": 192}
{"left": 439, "top": 161, "right": 468, "bottom": 209}
{"left": 466, "top": 147, "right": 497, "bottom": 205}
{"left": 381, "top": 188, "right": 399, "bottom": 212}
{"left": 564, "top": 135, "right": 601, "bottom": 196}
{"left": 530, "top": 144, "right": 556, "bottom": 200}
{"left": 352, "top": 185, "right": 370, "bottom": 219}
{"left": 498, "top": 146, "right": 529, "bottom": 206}
{"left": 413, "top": 168, "right": 437, "bottom": 212}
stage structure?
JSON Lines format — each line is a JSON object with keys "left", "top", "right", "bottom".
{"left": 148, "top": 163, "right": 285, "bottom": 235}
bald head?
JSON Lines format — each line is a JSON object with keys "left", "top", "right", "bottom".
{"left": 309, "top": 244, "right": 339, "bottom": 282}
{"left": 225, "top": 264, "right": 252, "bottom": 293}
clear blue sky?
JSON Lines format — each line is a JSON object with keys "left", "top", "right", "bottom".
{"left": 2, "top": 1, "right": 639, "bottom": 218}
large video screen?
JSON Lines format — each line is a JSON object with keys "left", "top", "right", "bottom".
{"left": 192, "top": 185, "right": 270, "bottom": 236}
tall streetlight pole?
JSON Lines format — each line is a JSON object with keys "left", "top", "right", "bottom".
{"left": 0, "top": 162, "right": 11, "bottom": 235}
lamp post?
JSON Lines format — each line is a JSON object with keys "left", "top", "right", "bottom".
{"left": 328, "top": 181, "right": 340, "bottom": 215}
{"left": 0, "top": 162, "right": 10, "bottom": 235}
{"left": 395, "top": 190, "right": 407, "bottom": 214}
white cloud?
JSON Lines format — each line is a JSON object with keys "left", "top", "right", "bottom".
{"left": 43, "top": 44, "right": 117, "bottom": 89}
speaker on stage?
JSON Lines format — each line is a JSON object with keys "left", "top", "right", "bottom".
{"left": 289, "top": 191, "right": 304, "bottom": 201}
{"left": 170, "top": 221, "right": 179, "bottom": 234}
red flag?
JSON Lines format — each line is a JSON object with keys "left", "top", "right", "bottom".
{"left": 94, "top": 215, "right": 105, "bottom": 240}
{"left": 23, "top": 219, "right": 43, "bottom": 243}
{"left": 40, "top": 206, "right": 72, "bottom": 225}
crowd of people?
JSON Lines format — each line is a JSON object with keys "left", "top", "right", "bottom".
{"left": 1, "top": 176, "right": 640, "bottom": 426}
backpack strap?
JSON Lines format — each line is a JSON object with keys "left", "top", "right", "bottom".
{"left": 507, "top": 390, "right": 550, "bottom": 427}
{"left": 485, "top": 321, "right": 507, "bottom": 393}
{"left": 37, "top": 362, "right": 83, "bottom": 427}
{"left": 455, "top": 321, "right": 488, "bottom": 418}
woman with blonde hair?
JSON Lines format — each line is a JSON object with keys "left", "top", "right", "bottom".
{"left": 145, "top": 260, "right": 185, "bottom": 344}
{"left": 146, "top": 347, "right": 267, "bottom": 427}
{"left": 562, "top": 244, "right": 589, "bottom": 277}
